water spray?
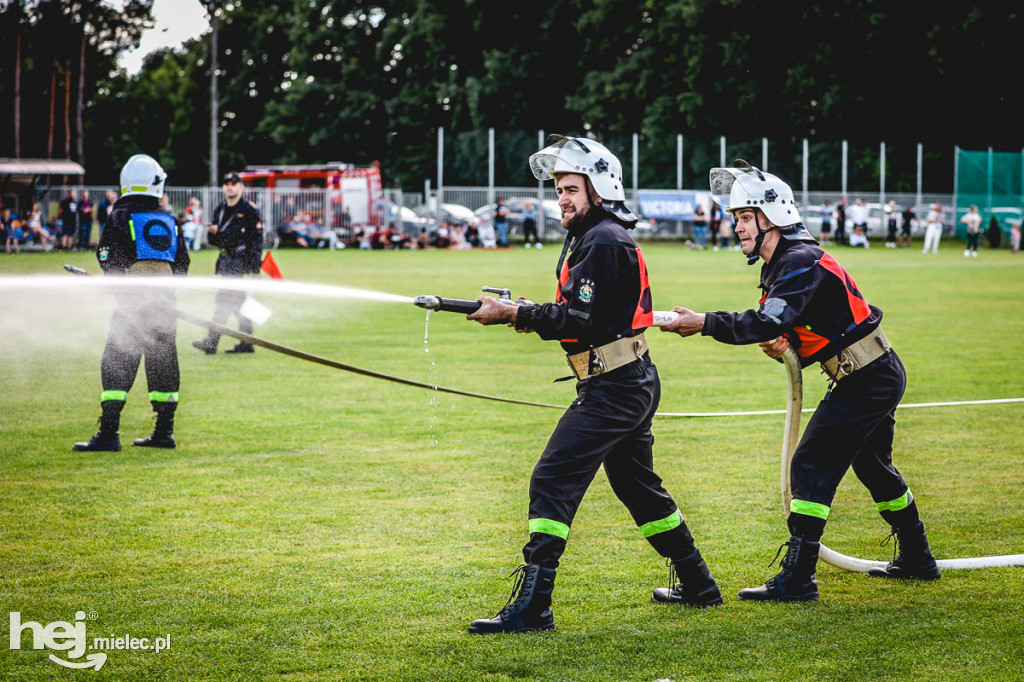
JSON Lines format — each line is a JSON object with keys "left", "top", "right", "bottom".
{"left": 414, "top": 286, "right": 681, "bottom": 327}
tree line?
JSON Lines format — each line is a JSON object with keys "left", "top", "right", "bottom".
{"left": 1, "top": 0, "right": 1019, "bottom": 192}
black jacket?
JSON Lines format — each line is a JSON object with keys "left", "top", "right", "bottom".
{"left": 515, "top": 209, "right": 652, "bottom": 355}
{"left": 209, "top": 198, "right": 263, "bottom": 275}
{"left": 702, "top": 240, "right": 882, "bottom": 367}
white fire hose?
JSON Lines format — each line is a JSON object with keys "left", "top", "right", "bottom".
{"left": 779, "top": 347, "right": 1024, "bottom": 572}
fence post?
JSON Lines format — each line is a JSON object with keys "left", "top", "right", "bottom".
{"left": 488, "top": 128, "right": 495, "bottom": 210}
{"left": 720, "top": 136, "right": 726, "bottom": 167}
{"left": 802, "top": 138, "right": 809, "bottom": 208}
{"left": 436, "top": 127, "right": 444, "bottom": 217}
{"left": 916, "top": 143, "right": 923, "bottom": 211}
{"left": 632, "top": 133, "right": 639, "bottom": 206}
{"left": 676, "top": 134, "right": 683, "bottom": 190}
{"left": 880, "top": 141, "right": 886, "bottom": 209}
{"left": 841, "top": 140, "right": 848, "bottom": 197}
{"left": 537, "top": 129, "right": 545, "bottom": 240}
{"left": 762, "top": 137, "right": 768, "bottom": 171}
{"left": 952, "top": 145, "right": 959, "bottom": 230}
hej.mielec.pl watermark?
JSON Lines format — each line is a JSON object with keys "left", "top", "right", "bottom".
{"left": 9, "top": 610, "right": 171, "bottom": 671}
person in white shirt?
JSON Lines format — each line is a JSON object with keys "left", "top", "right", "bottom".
{"left": 923, "top": 203, "right": 944, "bottom": 254}
{"left": 848, "top": 199, "right": 868, "bottom": 241}
{"left": 959, "top": 205, "right": 982, "bottom": 257}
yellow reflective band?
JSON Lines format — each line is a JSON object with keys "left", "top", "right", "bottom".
{"left": 876, "top": 489, "right": 913, "bottom": 512}
{"left": 131, "top": 186, "right": 147, "bottom": 192}
{"left": 148, "top": 391, "right": 178, "bottom": 403}
{"left": 101, "top": 390, "right": 127, "bottom": 402}
{"left": 790, "top": 499, "right": 831, "bottom": 520}
{"left": 528, "top": 518, "right": 570, "bottom": 540}
{"left": 129, "top": 218, "right": 136, "bottom": 241}
{"left": 639, "top": 510, "right": 683, "bottom": 538}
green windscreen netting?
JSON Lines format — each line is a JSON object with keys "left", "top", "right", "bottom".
{"left": 956, "top": 149, "right": 1024, "bottom": 245}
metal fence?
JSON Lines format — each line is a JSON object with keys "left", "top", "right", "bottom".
{"left": 36, "top": 184, "right": 961, "bottom": 250}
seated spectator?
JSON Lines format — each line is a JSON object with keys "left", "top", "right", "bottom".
{"left": 356, "top": 228, "right": 372, "bottom": 250}
{"left": 416, "top": 228, "right": 430, "bottom": 250}
{"left": 23, "top": 202, "right": 54, "bottom": 251}
{"left": 849, "top": 224, "right": 870, "bottom": 248}
{"left": 279, "top": 213, "right": 312, "bottom": 248}
{"left": 450, "top": 224, "right": 472, "bottom": 249}
{"left": 433, "top": 220, "right": 452, "bottom": 249}
{"left": 370, "top": 226, "right": 388, "bottom": 249}
{"left": 465, "top": 222, "right": 480, "bottom": 247}
{"left": 477, "top": 217, "right": 496, "bottom": 249}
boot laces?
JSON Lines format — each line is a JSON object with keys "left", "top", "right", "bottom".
{"left": 769, "top": 539, "right": 798, "bottom": 568}
{"left": 880, "top": 528, "right": 901, "bottom": 563}
{"left": 665, "top": 557, "right": 679, "bottom": 592}
{"left": 496, "top": 565, "right": 529, "bottom": 617}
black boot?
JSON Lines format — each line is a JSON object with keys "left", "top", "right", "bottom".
{"left": 738, "top": 536, "right": 820, "bottom": 602}
{"left": 652, "top": 549, "right": 723, "bottom": 607}
{"left": 224, "top": 342, "right": 254, "bottom": 354}
{"left": 867, "top": 521, "right": 940, "bottom": 580}
{"left": 192, "top": 337, "right": 218, "bottom": 354}
{"left": 134, "top": 404, "right": 176, "bottom": 449}
{"left": 73, "top": 401, "right": 123, "bottom": 452}
{"left": 468, "top": 564, "right": 556, "bottom": 634}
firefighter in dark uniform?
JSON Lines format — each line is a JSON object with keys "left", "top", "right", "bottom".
{"left": 662, "top": 161, "right": 940, "bottom": 602}
{"left": 74, "top": 154, "right": 190, "bottom": 452}
{"left": 465, "top": 136, "right": 721, "bottom": 635}
{"left": 192, "top": 171, "right": 263, "bottom": 354}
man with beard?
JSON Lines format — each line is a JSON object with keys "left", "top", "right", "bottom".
{"left": 464, "top": 135, "right": 721, "bottom": 634}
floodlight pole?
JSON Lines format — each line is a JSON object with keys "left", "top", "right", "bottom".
{"left": 802, "top": 138, "right": 809, "bottom": 208}
{"left": 762, "top": 137, "right": 768, "bottom": 171}
{"left": 879, "top": 141, "right": 886, "bottom": 209}
{"left": 209, "top": 5, "right": 219, "bottom": 186}
{"left": 676, "top": 135, "right": 683, "bottom": 190}
{"left": 487, "top": 128, "right": 495, "bottom": 210}
{"left": 841, "top": 140, "right": 848, "bottom": 197}
{"left": 916, "top": 143, "right": 923, "bottom": 211}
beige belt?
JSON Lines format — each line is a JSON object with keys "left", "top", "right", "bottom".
{"left": 566, "top": 334, "right": 649, "bottom": 380}
{"left": 821, "top": 327, "right": 891, "bottom": 382}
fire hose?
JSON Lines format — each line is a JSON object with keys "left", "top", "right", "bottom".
{"left": 779, "top": 347, "right": 1024, "bottom": 572}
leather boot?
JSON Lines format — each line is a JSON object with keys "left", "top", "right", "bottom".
{"left": 73, "top": 401, "right": 123, "bottom": 452}
{"left": 468, "top": 564, "right": 556, "bottom": 634}
{"left": 192, "top": 337, "right": 218, "bottom": 354}
{"left": 652, "top": 549, "right": 723, "bottom": 607}
{"left": 738, "top": 536, "right": 820, "bottom": 602}
{"left": 867, "top": 521, "right": 940, "bottom": 580}
{"left": 224, "top": 342, "right": 255, "bottom": 354}
{"left": 134, "top": 404, "right": 176, "bottom": 449}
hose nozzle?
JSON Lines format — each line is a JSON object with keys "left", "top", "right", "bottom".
{"left": 414, "top": 295, "right": 442, "bottom": 311}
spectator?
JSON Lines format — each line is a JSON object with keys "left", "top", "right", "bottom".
{"left": 25, "top": 201, "right": 52, "bottom": 250}
{"left": 183, "top": 197, "right": 203, "bottom": 252}
{"left": 58, "top": 189, "right": 79, "bottom": 250}
{"left": 97, "top": 189, "right": 118, "bottom": 236}
{"left": 960, "top": 205, "right": 982, "bottom": 258}
{"left": 494, "top": 197, "right": 510, "bottom": 247}
{"left": 522, "top": 200, "right": 539, "bottom": 247}
{"left": 77, "top": 189, "right": 95, "bottom": 249}
{"left": 885, "top": 201, "right": 900, "bottom": 248}
{"left": 849, "top": 199, "right": 868, "bottom": 243}
{"left": 819, "top": 200, "right": 833, "bottom": 245}
{"left": 900, "top": 205, "right": 915, "bottom": 249}
{"left": 849, "top": 224, "right": 870, "bottom": 248}
{"left": 434, "top": 220, "right": 451, "bottom": 249}
{"left": 465, "top": 221, "right": 480, "bottom": 248}
{"left": 692, "top": 202, "right": 708, "bottom": 250}
{"left": 2, "top": 206, "right": 19, "bottom": 254}
{"left": 477, "top": 214, "right": 496, "bottom": 249}
{"left": 357, "top": 228, "right": 372, "bottom": 250}
{"left": 834, "top": 197, "right": 847, "bottom": 245}
{"left": 1011, "top": 220, "right": 1021, "bottom": 254}
{"left": 715, "top": 213, "right": 734, "bottom": 251}
{"left": 709, "top": 200, "right": 722, "bottom": 249}
{"left": 922, "top": 203, "right": 943, "bottom": 255}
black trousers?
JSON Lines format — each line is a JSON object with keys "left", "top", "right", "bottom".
{"left": 523, "top": 356, "right": 696, "bottom": 568}
{"left": 206, "top": 287, "right": 252, "bottom": 344}
{"left": 789, "top": 350, "right": 911, "bottom": 535}
{"left": 101, "top": 290, "right": 180, "bottom": 397}
{"left": 523, "top": 219, "right": 538, "bottom": 244}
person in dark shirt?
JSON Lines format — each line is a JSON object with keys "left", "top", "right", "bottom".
{"left": 74, "top": 154, "right": 190, "bottom": 452}
{"left": 662, "top": 161, "right": 940, "bottom": 602}
{"left": 464, "top": 135, "right": 721, "bottom": 635}
{"left": 192, "top": 172, "right": 264, "bottom": 355}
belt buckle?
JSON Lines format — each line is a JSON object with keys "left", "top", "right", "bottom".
{"left": 589, "top": 348, "right": 607, "bottom": 377}
{"left": 837, "top": 351, "right": 856, "bottom": 378}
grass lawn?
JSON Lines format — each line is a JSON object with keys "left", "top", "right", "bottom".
{"left": 1, "top": 241, "right": 1022, "bottom": 681}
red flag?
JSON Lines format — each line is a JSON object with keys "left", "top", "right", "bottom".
{"left": 261, "top": 252, "right": 283, "bottom": 280}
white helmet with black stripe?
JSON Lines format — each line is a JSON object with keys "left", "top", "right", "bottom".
{"left": 529, "top": 134, "right": 637, "bottom": 224}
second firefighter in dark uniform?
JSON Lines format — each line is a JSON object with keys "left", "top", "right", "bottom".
{"left": 74, "top": 153, "right": 190, "bottom": 452}
{"left": 193, "top": 171, "right": 264, "bottom": 354}
{"left": 465, "top": 135, "right": 721, "bottom": 635}
{"left": 663, "top": 161, "right": 940, "bottom": 602}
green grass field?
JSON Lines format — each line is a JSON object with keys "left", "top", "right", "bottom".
{"left": 2, "top": 242, "right": 1023, "bottom": 681}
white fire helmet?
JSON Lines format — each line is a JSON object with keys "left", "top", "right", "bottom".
{"left": 709, "top": 160, "right": 809, "bottom": 231}
{"left": 120, "top": 153, "right": 167, "bottom": 198}
{"left": 529, "top": 134, "right": 637, "bottom": 223}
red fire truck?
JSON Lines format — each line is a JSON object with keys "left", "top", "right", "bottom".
{"left": 239, "top": 162, "right": 384, "bottom": 230}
